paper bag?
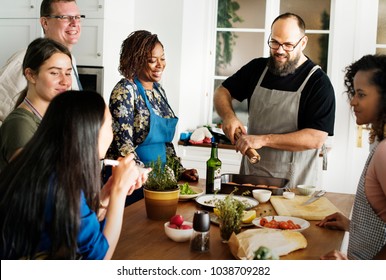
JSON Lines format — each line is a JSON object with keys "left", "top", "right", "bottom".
{"left": 228, "top": 228, "right": 307, "bottom": 259}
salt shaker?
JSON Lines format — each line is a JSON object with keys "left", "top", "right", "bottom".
{"left": 190, "top": 210, "right": 210, "bottom": 252}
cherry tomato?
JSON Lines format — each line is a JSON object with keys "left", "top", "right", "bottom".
{"left": 279, "top": 221, "right": 289, "bottom": 229}
{"left": 260, "top": 217, "right": 268, "bottom": 226}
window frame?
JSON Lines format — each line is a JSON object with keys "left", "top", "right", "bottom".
{"left": 208, "top": 0, "right": 333, "bottom": 125}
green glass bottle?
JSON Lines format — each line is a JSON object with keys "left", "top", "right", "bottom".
{"left": 206, "top": 142, "right": 222, "bottom": 194}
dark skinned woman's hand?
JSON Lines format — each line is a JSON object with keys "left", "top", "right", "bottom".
{"left": 180, "top": 169, "right": 199, "bottom": 181}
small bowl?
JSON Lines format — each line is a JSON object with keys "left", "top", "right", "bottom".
{"left": 297, "top": 185, "right": 316, "bottom": 196}
{"left": 283, "top": 191, "right": 295, "bottom": 199}
{"left": 164, "top": 221, "right": 193, "bottom": 242}
{"left": 252, "top": 189, "right": 272, "bottom": 203}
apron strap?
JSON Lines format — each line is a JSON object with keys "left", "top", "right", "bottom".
{"left": 297, "top": 65, "right": 320, "bottom": 92}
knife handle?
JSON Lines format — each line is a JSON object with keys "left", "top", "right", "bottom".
{"left": 234, "top": 128, "right": 261, "bottom": 164}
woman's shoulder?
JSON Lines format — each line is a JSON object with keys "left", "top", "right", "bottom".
{"left": 113, "top": 78, "right": 136, "bottom": 90}
{"left": 110, "top": 78, "right": 138, "bottom": 101}
{"left": 2, "top": 108, "right": 39, "bottom": 129}
{"left": 375, "top": 139, "right": 386, "bottom": 152}
{"left": 370, "top": 140, "right": 386, "bottom": 165}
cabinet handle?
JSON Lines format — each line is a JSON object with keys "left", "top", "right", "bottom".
{"left": 97, "top": 53, "right": 102, "bottom": 57}
{"left": 30, "top": 5, "right": 34, "bottom": 8}
{"left": 98, "top": 5, "right": 103, "bottom": 9}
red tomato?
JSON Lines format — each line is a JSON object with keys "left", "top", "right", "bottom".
{"left": 279, "top": 221, "right": 289, "bottom": 229}
{"left": 260, "top": 217, "right": 268, "bottom": 226}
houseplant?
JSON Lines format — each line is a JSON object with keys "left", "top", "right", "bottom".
{"left": 143, "top": 156, "right": 180, "bottom": 220}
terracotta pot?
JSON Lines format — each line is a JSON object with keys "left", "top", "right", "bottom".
{"left": 143, "top": 187, "right": 180, "bottom": 220}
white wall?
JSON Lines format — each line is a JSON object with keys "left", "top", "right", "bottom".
{"left": 320, "top": 0, "right": 378, "bottom": 194}
{"left": 102, "top": 0, "right": 135, "bottom": 103}
{"left": 132, "top": 0, "right": 214, "bottom": 142}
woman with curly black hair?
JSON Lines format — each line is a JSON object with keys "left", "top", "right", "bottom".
{"left": 318, "top": 54, "right": 386, "bottom": 260}
{"left": 105, "top": 30, "right": 198, "bottom": 205}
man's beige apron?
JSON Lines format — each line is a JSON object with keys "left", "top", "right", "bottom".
{"left": 240, "top": 65, "right": 321, "bottom": 188}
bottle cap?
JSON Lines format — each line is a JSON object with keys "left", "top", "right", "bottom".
{"left": 192, "top": 210, "right": 210, "bottom": 232}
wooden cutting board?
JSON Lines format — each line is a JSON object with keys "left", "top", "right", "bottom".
{"left": 270, "top": 195, "right": 341, "bottom": 220}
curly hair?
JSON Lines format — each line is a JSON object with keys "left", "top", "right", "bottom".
{"left": 344, "top": 54, "right": 386, "bottom": 143}
{"left": 119, "top": 30, "right": 164, "bottom": 80}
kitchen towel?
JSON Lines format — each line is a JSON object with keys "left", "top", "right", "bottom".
{"left": 270, "top": 195, "right": 341, "bottom": 220}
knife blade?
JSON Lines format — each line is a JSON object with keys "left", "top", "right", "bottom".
{"left": 301, "top": 190, "right": 326, "bottom": 206}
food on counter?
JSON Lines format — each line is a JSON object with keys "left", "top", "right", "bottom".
{"left": 256, "top": 184, "right": 268, "bottom": 188}
{"left": 241, "top": 183, "right": 254, "bottom": 186}
{"left": 170, "top": 214, "right": 184, "bottom": 228}
{"left": 259, "top": 217, "right": 301, "bottom": 230}
{"left": 179, "top": 182, "right": 197, "bottom": 195}
{"left": 227, "top": 181, "right": 239, "bottom": 185}
{"left": 268, "top": 185, "right": 279, "bottom": 189}
{"left": 253, "top": 246, "right": 279, "bottom": 260}
{"left": 241, "top": 210, "right": 256, "bottom": 224}
{"left": 180, "top": 224, "right": 193, "bottom": 230}
{"left": 228, "top": 228, "right": 307, "bottom": 259}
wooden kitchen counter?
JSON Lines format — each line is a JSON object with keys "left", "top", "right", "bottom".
{"left": 112, "top": 180, "right": 354, "bottom": 260}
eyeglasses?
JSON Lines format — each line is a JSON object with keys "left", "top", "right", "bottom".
{"left": 268, "top": 35, "right": 305, "bottom": 52}
{"left": 45, "top": 15, "right": 85, "bottom": 22}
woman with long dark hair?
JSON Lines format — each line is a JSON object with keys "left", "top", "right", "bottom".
{"left": 0, "top": 37, "right": 72, "bottom": 169}
{"left": 0, "top": 91, "right": 147, "bottom": 259}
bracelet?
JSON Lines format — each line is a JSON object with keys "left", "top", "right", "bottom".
{"left": 99, "top": 200, "right": 108, "bottom": 209}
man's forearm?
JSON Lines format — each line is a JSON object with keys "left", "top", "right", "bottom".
{"left": 213, "top": 86, "right": 236, "bottom": 120}
{"left": 264, "top": 129, "right": 327, "bottom": 151}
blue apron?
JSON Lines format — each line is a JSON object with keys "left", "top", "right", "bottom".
{"left": 134, "top": 78, "right": 178, "bottom": 166}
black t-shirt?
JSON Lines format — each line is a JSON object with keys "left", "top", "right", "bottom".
{"left": 222, "top": 57, "right": 335, "bottom": 136}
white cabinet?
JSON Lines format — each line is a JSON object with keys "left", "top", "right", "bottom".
{"left": 0, "top": 19, "right": 41, "bottom": 67}
{"left": 72, "top": 19, "right": 103, "bottom": 66}
{"left": 77, "top": 0, "right": 104, "bottom": 19}
{"left": 0, "top": 0, "right": 41, "bottom": 18}
{"left": 0, "top": 1, "right": 43, "bottom": 66}
{"left": 177, "top": 145, "right": 242, "bottom": 179}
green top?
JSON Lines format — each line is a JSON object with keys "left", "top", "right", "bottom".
{"left": 0, "top": 108, "right": 40, "bottom": 170}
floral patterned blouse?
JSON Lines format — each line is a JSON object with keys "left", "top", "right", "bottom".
{"left": 106, "top": 78, "right": 184, "bottom": 174}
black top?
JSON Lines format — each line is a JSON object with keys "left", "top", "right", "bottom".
{"left": 222, "top": 58, "right": 336, "bottom": 136}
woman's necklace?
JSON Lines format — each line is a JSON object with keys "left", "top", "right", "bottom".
{"left": 23, "top": 97, "right": 43, "bottom": 120}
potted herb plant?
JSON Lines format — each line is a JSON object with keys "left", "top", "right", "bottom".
{"left": 143, "top": 156, "right": 180, "bottom": 220}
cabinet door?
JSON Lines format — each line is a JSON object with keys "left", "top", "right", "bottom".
{"left": 71, "top": 19, "right": 103, "bottom": 66}
{"left": 77, "top": 0, "right": 104, "bottom": 19}
{"left": 0, "top": 19, "right": 41, "bottom": 67}
{"left": 0, "top": 0, "right": 41, "bottom": 18}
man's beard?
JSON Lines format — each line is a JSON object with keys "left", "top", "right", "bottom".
{"left": 268, "top": 53, "right": 300, "bottom": 76}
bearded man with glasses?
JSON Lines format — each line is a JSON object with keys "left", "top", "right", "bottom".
{"left": 214, "top": 13, "right": 335, "bottom": 188}
{"left": 0, "top": 0, "right": 84, "bottom": 125}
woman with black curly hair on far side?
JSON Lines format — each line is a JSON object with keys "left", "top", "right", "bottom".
{"left": 317, "top": 54, "right": 386, "bottom": 260}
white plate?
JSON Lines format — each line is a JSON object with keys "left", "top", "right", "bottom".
{"left": 178, "top": 186, "right": 205, "bottom": 201}
{"left": 252, "top": 216, "right": 310, "bottom": 232}
{"left": 195, "top": 194, "right": 258, "bottom": 210}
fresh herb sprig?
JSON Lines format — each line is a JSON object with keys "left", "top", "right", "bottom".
{"left": 145, "top": 157, "right": 178, "bottom": 191}
{"left": 215, "top": 188, "right": 249, "bottom": 240}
